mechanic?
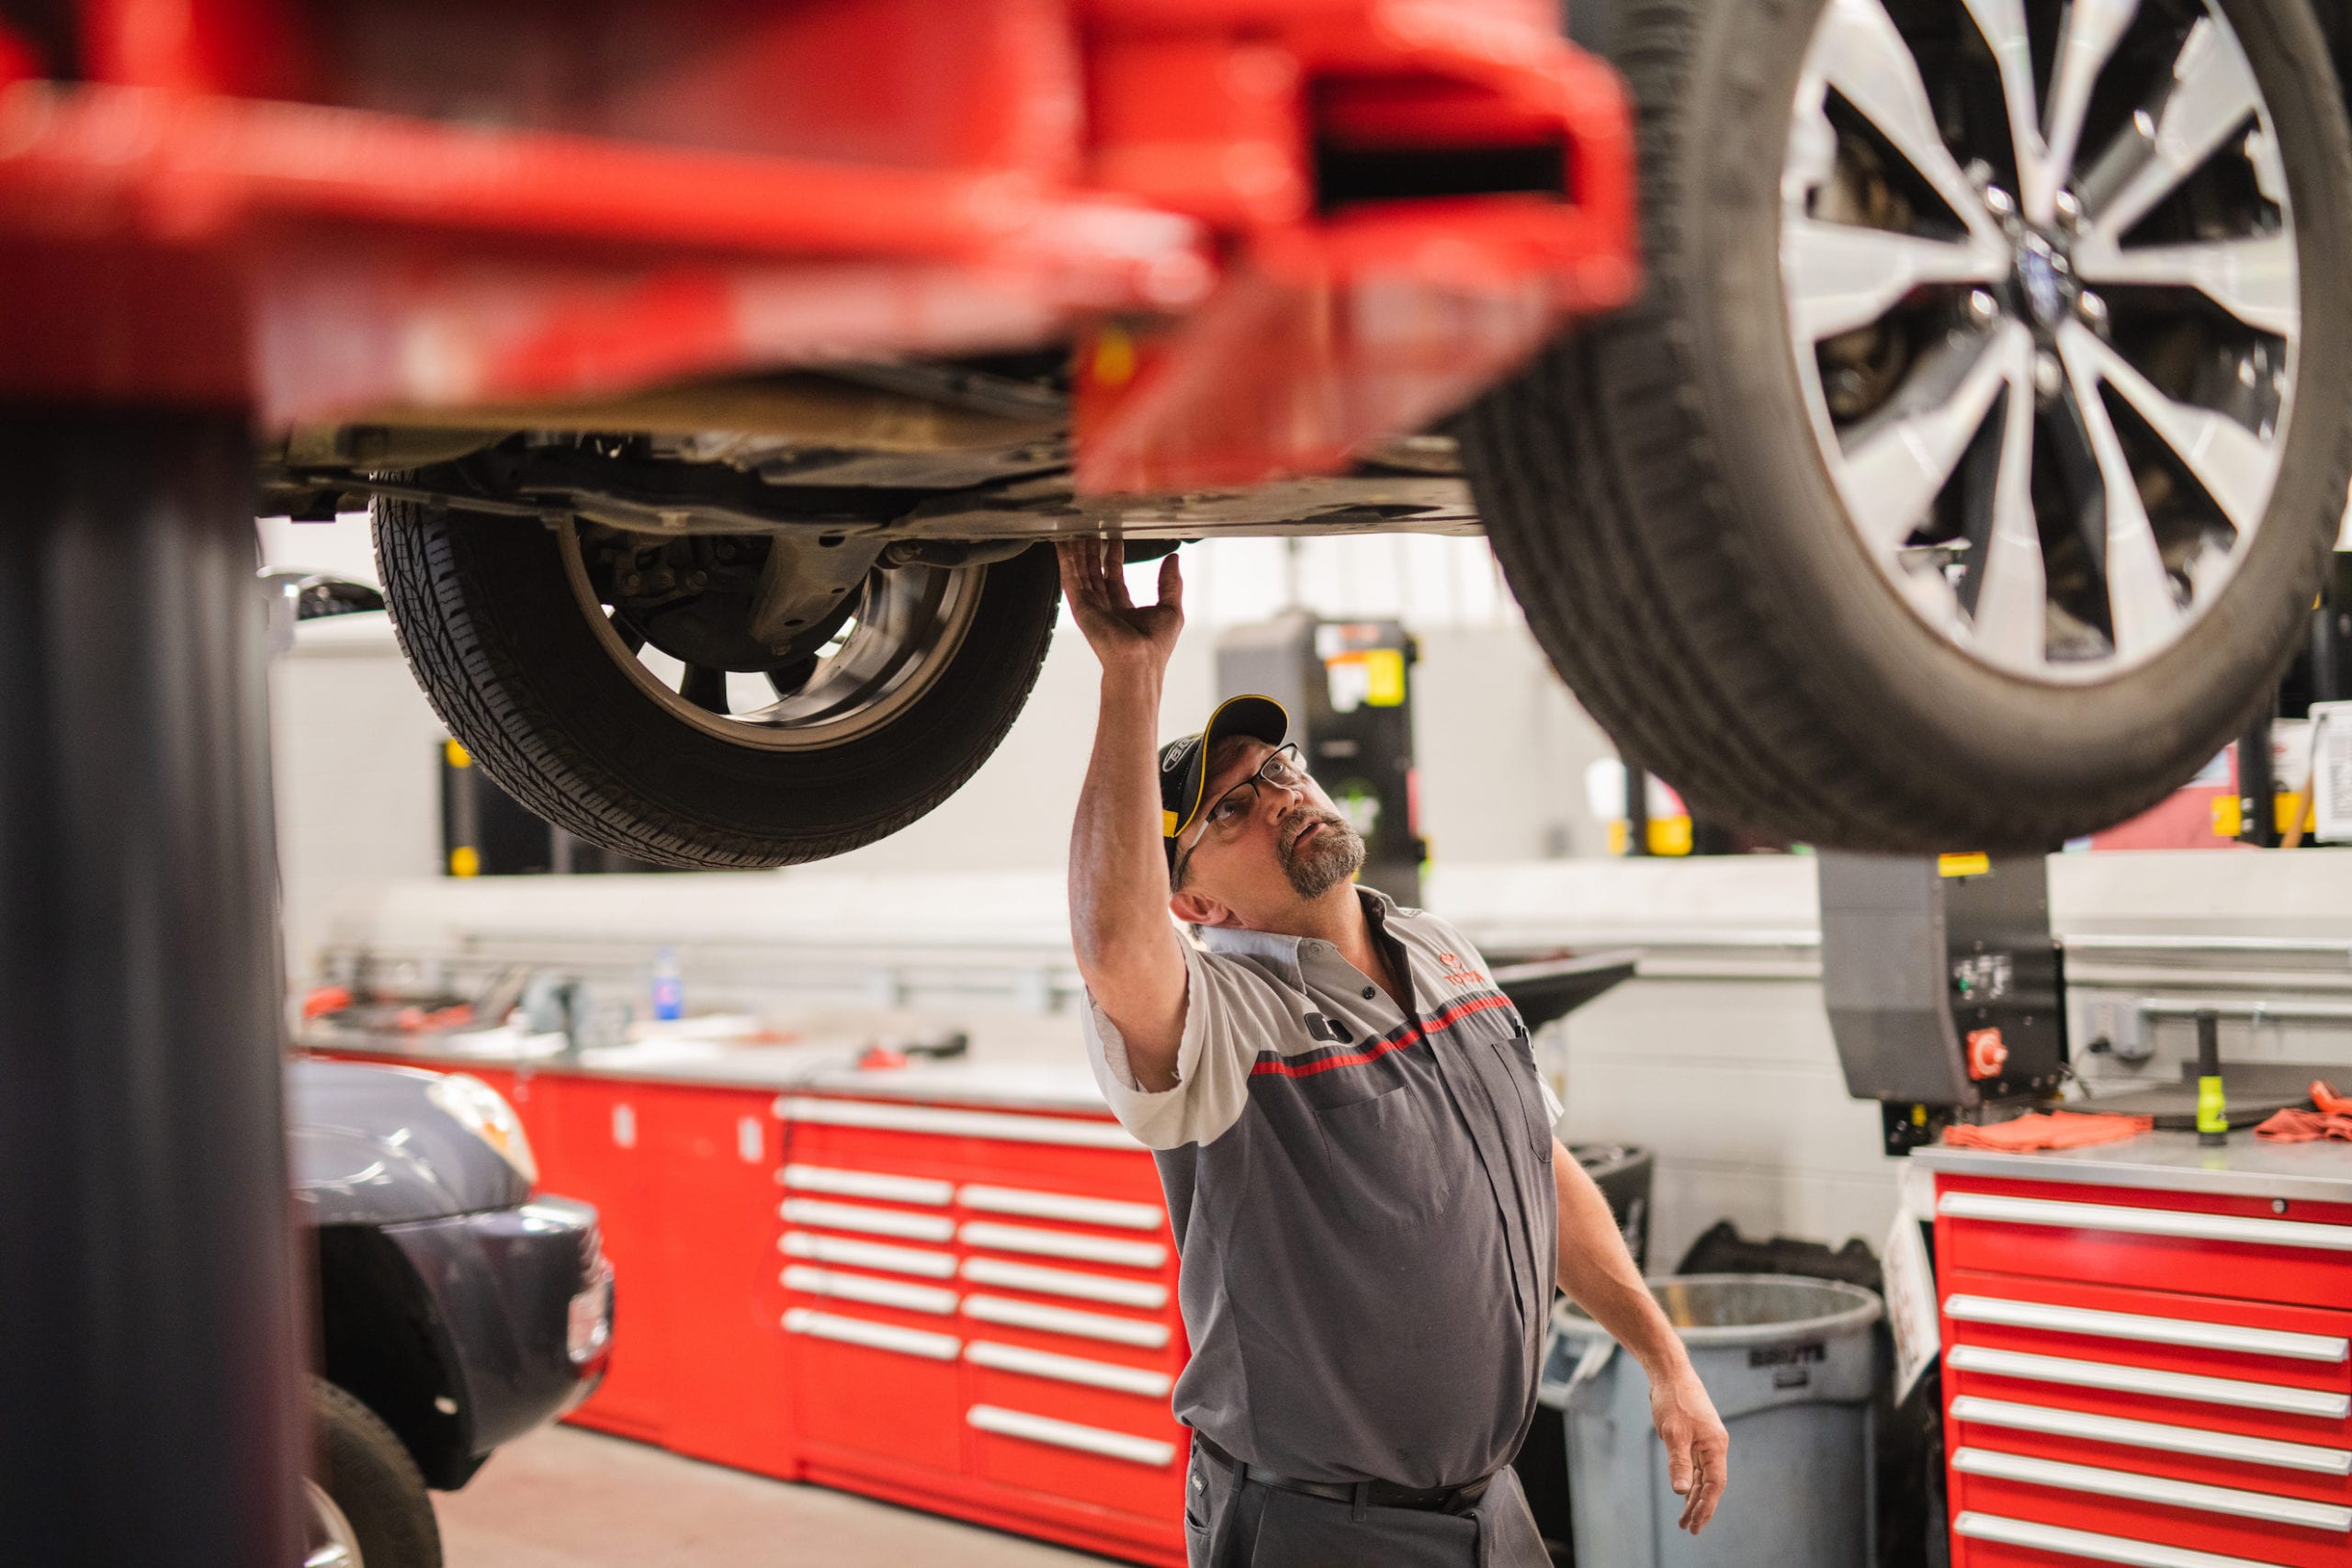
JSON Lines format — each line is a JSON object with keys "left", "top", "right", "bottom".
{"left": 1057, "top": 539, "right": 1730, "bottom": 1567}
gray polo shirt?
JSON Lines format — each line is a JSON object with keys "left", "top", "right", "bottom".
{"left": 1081, "top": 886, "right": 1563, "bottom": 1489}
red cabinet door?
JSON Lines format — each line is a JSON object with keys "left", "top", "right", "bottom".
{"left": 554, "top": 1077, "right": 670, "bottom": 1443}
{"left": 650, "top": 1086, "right": 793, "bottom": 1479}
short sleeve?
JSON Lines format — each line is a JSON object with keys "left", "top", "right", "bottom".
{"left": 1081, "top": 944, "right": 1295, "bottom": 1150}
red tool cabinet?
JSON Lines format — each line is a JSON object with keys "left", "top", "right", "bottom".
{"left": 1929, "top": 1166, "right": 2352, "bottom": 1568}
{"left": 775, "top": 1092, "right": 1188, "bottom": 1565}
{"left": 307, "top": 1044, "right": 1187, "bottom": 1565}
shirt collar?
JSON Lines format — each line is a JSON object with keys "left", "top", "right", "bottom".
{"left": 1195, "top": 886, "right": 1408, "bottom": 961}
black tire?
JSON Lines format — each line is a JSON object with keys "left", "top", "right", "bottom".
{"left": 313, "top": 1378, "right": 442, "bottom": 1568}
{"left": 374, "top": 501, "right": 1059, "bottom": 868}
{"left": 1463, "top": 0, "right": 2352, "bottom": 852}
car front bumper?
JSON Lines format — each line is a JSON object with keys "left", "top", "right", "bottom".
{"left": 381, "top": 1192, "right": 614, "bottom": 1461}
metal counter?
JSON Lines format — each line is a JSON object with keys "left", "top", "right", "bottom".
{"left": 297, "top": 1026, "right": 1115, "bottom": 1114}
{"left": 1916, "top": 1131, "right": 2352, "bottom": 1206}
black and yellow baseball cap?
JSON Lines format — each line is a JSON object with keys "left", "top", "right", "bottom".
{"left": 1160, "top": 694, "right": 1289, "bottom": 869}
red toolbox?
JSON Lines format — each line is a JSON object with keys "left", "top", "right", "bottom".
{"left": 1926, "top": 1156, "right": 2352, "bottom": 1568}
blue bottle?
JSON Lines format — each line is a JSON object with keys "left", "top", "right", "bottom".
{"left": 650, "top": 946, "right": 684, "bottom": 1022}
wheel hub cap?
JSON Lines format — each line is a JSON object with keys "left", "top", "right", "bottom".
{"left": 2013, "top": 231, "right": 2075, "bottom": 334}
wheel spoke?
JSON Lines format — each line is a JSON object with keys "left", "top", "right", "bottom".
{"left": 2064, "top": 320, "right": 2275, "bottom": 532}
{"left": 680, "top": 664, "right": 730, "bottom": 715}
{"left": 1783, "top": 220, "right": 2007, "bottom": 342}
{"left": 2084, "top": 18, "right": 2267, "bottom": 241}
{"left": 610, "top": 614, "right": 647, "bottom": 656}
{"left": 2040, "top": 0, "right": 2140, "bottom": 221}
{"left": 1959, "top": 0, "right": 2052, "bottom": 220}
{"left": 1963, "top": 336, "right": 2049, "bottom": 669}
{"left": 2074, "top": 231, "right": 2297, "bottom": 338}
{"left": 1834, "top": 325, "right": 2024, "bottom": 549}
{"left": 1806, "top": 0, "right": 2007, "bottom": 246}
{"left": 2055, "top": 322, "right": 2186, "bottom": 657}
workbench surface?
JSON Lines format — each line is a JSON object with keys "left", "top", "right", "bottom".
{"left": 1916, "top": 1130, "right": 2352, "bottom": 1204}
{"left": 297, "top": 1025, "right": 1116, "bottom": 1114}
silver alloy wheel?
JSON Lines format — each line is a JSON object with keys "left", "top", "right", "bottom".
{"left": 302, "top": 1478, "right": 362, "bottom": 1568}
{"left": 560, "top": 526, "right": 985, "bottom": 751}
{"left": 1782, "top": 0, "right": 2298, "bottom": 681}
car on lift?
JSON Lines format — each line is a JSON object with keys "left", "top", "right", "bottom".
{"left": 128, "top": 0, "right": 2336, "bottom": 865}
{"left": 292, "top": 1056, "right": 613, "bottom": 1568}
{"left": 258, "top": 0, "right": 2352, "bottom": 866}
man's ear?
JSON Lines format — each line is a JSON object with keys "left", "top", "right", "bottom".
{"left": 1170, "top": 887, "right": 1225, "bottom": 927}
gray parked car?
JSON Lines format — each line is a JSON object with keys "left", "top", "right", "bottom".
{"left": 291, "top": 1057, "right": 613, "bottom": 1568}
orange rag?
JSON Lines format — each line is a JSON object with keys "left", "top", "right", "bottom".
{"left": 2256, "top": 1081, "right": 2352, "bottom": 1143}
{"left": 1940, "top": 1111, "right": 2154, "bottom": 1151}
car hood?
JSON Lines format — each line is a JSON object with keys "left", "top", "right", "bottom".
{"left": 288, "top": 1057, "right": 531, "bottom": 1225}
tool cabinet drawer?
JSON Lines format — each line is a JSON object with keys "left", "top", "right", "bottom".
{"left": 777, "top": 1095, "right": 1161, "bottom": 1202}
{"left": 1949, "top": 1453, "right": 2352, "bottom": 1568}
{"left": 782, "top": 1308, "right": 964, "bottom": 1475}
{"left": 1938, "top": 1180, "right": 2352, "bottom": 1310}
{"left": 966, "top": 1399, "right": 1184, "bottom": 1523}
{"left": 1949, "top": 1394, "right": 2352, "bottom": 1510}
{"left": 1941, "top": 1270, "right": 2352, "bottom": 1400}
{"left": 1954, "top": 1508, "right": 2319, "bottom": 1568}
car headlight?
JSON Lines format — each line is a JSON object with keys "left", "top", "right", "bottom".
{"left": 427, "top": 1072, "right": 539, "bottom": 1188}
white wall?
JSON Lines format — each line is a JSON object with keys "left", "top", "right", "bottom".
{"left": 260, "top": 520, "right": 1623, "bottom": 964}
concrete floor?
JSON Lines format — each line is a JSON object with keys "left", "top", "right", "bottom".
{"left": 435, "top": 1427, "right": 1108, "bottom": 1568}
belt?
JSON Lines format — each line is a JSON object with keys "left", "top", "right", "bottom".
{"left": 1195, "top": 1434, "right": 1495, "bottom": 1514}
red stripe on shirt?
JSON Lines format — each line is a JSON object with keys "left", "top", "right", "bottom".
{"left": 1249, "top": 992, "right": 1516, "bottom": 1078}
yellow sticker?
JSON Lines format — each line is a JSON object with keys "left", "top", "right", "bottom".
{"left": 2211, "top": 795, "right": 2243, "bottom": 838}
{"left": 1363, "top": 649, "right": 1407, "bottom": 707}
{"left": 448, "top": 845, "right": 481, "bottom": 878}
{"left": 1938, "top": 852, "right": 1990, "bottom": 878}
{"left": 444, "top": 739, "right": 472, "bottom": 769}
{"left": 1091, "top": 329, "right": 1136, "bottom": 389}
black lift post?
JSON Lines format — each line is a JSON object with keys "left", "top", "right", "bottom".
{"left": 0, "top": 412, "right": 305, "bottom": 1564}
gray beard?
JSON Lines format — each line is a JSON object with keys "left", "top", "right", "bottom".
{"left": 1278, "top": 810, "right": 1366, "bottom": 899}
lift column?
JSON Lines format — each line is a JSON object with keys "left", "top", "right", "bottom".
{"left": 0, "top": 412, "right": 305, "bottom": 1564}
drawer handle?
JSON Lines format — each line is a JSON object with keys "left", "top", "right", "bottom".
{"left": 782, "top": 1308, "right": 959, "bottom": 1362}
{"left": 1954, "top": 1510, "right": 2293, "bottom": 1568}
{"left": 783, "top": 1164, "right": 954, "bottom": 1207}
{"left": 958, "top": 1184, "right": 1165, "bottom": 1231}
{"left": 966, "top": 1340, "right": 1174, "bottom": 1399}
{"left": 780, "top": 1199, "right": 956, "bottom": 1243}
{"left": 960, "top": 1221, "right": 1166, "bottom": 1269}
{"left": 1953, "top": 1447, "right": 2352, "bottom": 1534}
{"left": 1946, "top": 1345, "right": 2352, "bottom": 1419}
{"left": 782, "top": 1266, "right": 958, "bottom": 1317}
{"left": 963, "top": 1293, "right": 1172, "bottom": 1348}
{"left": 960, "top": 1257, "right": 1170, "bottom": 1311}
{"left": 779, "top": 1232, "right": 957, "bottom": 1280}
{"left": 1939, "top": 1192, "right": 2352, "bottom": 1254}
{"left": 967, "top": 1404, "right": 1177, "bottom": 1468}
{"left": 780, "top": 1097, "right": 1140, "bottom": 1150}
{"left": 1946, "top": 1294, "right": 2350, "bottom": 1364}
{"left": 1951, "top": 1396, "right": 2352, "bottom": 1477}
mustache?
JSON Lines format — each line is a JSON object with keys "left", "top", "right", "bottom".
{"left": 1279, "top": 807, "right": 1345, "bottom": 853}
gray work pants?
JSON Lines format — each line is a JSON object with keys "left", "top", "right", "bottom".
{"left": 1183, "top": 1443, "right": 1551, "bottom": 1568}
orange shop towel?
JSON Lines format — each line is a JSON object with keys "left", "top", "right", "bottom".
{"left": 1940, "top": 1111, "right": 2154, "bottom": 1152}
{"left": 2256, "top": 1081, "right": 2352, "bottom": 1143}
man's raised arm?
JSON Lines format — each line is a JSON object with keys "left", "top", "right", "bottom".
{"left": 1057, "top": 539, "right": 1190, "bottom": 1091}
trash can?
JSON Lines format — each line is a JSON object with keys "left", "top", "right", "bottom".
{"left": 1540, "top": 1275, "right": 1883, "bottom": 1568}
